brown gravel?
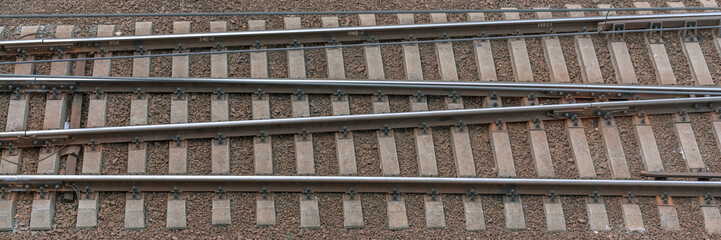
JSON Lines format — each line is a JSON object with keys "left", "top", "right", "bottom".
{"left": 2, "top": 1, "right": 721, "bottom": 238}
{"left": 592, "top": 35, "right": 617, "bottom": 84}
{"left": 545, "top": 120, "right": 576, "bottom": 179}
{"left": 26, "top": 93, "right": 46, "bottom": 131}
{"left": 664, "top": 33, "right": 694, "bottom": 86}
{"left": 229, "top": 136, "right": 254, "bottom": 175}
{"left": 557, "top": 36, "right": 582, "bottom": 84}
{"left": 418, "top": 43, "right": 440, "bottom": 80}
{"left": 432, "top": 126, "right": 457, "bottom": 177}
{"left": 615, "top": 116, "right": 645, "bottom": 180}
{"left": 228, "top": 94, "right": 252, "bottom": 121}
{"left": 382, "top": 45, "right": 406, "bottom": 80}
{"left": 526, "top": 38, "right": 550, "bottom": 83}
{"left": 690, "top": 113, "right": 721, "bottom": 172}
{"left": 699, "top": 31, "right": 721, "bottom": 85}
{"left": 508, "top": 122, "right": 537, "bottom": 178}
{"left": 582, "top": 118, "right": 612, "bottom": 179}
{"left": 626, "top": 34, "right": 657, "bottom": 85}
{"left": 0, "top": 94, "right": 9, "bottom": 129}
{"left": 313, "top": 132, "right": 338, "bottom": 176}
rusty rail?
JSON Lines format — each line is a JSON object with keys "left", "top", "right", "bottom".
{"left": 641, "top": 171, "right": 721, "bottom": 179}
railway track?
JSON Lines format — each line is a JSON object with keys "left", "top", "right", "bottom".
{"left": 1, "top": 2, "right": 721, "bottom": 239}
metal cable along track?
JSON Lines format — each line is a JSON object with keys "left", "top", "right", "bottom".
{"left": 1, "top": 12, "right": 719, "bottom": 56}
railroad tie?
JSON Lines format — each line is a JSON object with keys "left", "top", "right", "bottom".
{"left": 431, "top": 13, "right": 459, "bottom": 81}
{"left": 634, "top": 2, "right": 676, "bottom": 85}
{"left": 503, "top": 8, "right": 533, "bottom": 82}
{"left": 127, "top": 138, "right": 147, "bottom": 174}
{"left": 212, "top": 188, "right": 231, "bottom": 226}
{"left": 343, "top": 189, "right": 363, "bottom": 228}
{"left": 565, "top": 4, "right": 604, "bottom": 83}
{"left": 424, "top": 189, "right": 446, "bottom": 229}
{"left": 468, "top": 12, "right": 498, "bottom": 81}
{"left": 285, "top": 18, "right": 314, "bottom": 176}
{"left": 534, "top": 8, "right": 570, "bottom": 83}
{"left": 210, "top": 42, "right": 230, "bottom": 175}
{"left": 673, "top": 3, "right": 714, "bottom": 86}
{"left": 504, "top": 190, "right": 526, "bottom": 230}
{"left": 602, "top": 4, "right": 639, "bottom": 84}
{"left": 256, "top": 189, "right": 276, "bottom": 226}
{"left": 656, "top": 193, "right": 681, "bottom": 230}
{"left": 76, "top": 191, "right": 99, "bottom": 229}
{"left": 167, "top": 188, "right": 188, "bottom": 230}
{"left": 397, "top": 13, "right": 423, "bottom": 81}
{"left": 699, "top": 194, "right": 721, "bottom": 234}
{"left": 373, "top": 94, "right": 399, "bottom": 176}
{"left": 79, "top": 81, "right": 105, "bottom": 229}
{"left": 210, "top": 21, "right": 229, "bottom": 78}
{"left": 248, "top": 20, "right": 272, "bottom": 176}
{"left": 598, "top": 113, "right": 632, "bottom": 180}
{"left": 620, "top": 193, "right": 645, "bottom": 232}
{"left": 332, "top": 90, "right": 357, "bottom": 175}
{"left": 132, "top": 22, "right": 153, "bottom": 78}
{"left": 300, "top": 189, "right": 320, "bottom": 229}
{"left": 488, "top": 98, "right": 517, "bottom": 178}
{"left": 124, "top": 189, "right": 145, "bottom": 230}
{"left": 211, "top": 91, "right": 230, "bottom": 175}
{"left": 92, "top": 25, "right": 116, "bottom": 77}
{"left": 285, "top": 17, "right": 307, "bottom": 79}
{"left": 633, "top": 112, "right": 665, "bottom": 173}
{"left": 252, "top": 91, "right": 273, "bottom": 175}
{"left": 49, "top": 25, "right": 76, "bottom": 76}
{"left": 83, "top": 87, "right": 107, "bottom": 176}
{"left": 544, "top": 192, "right": 566, "bottom": 232}
{"left": 171, "top": 21, "right": 191, "bottom": 78}
{"left": 524, "top": 97, "right": 556, "bottom": 179}
{"left": 562, "top": 99, "right": 596, "bottom": 179}
{"left": 0, "top": 147, "right": 22, "bottom": 175}
{"left": 0, "top": 190, "right": 16, "bottom": 231}
{"left": 674, "top": 110, "right": 706, "bottom": 172}
{"left": 359, "top": 14, "right": 385, "bottom": 80}
{"left": 249, "top": 20, "right": 269, "bottom": 78}
{"left": 586, "top": 192, "right": 610, "bottom": 231}
{"left": 128, "top": 23, "right": 152, "bottom": 183}
{"left": 387, "top": 189, "right": 409, "bottom": 230}
{"left": 463, "top": 190, "right": 486, "bottom": 231}
{"left": 29, "top": 188, "right": 55, "bottom": 231}
{"left": 14, "top": 26, "right": 39, "bottom": 75}
{"left": 322, "top": 17, "right": 346, "bottom": 79}
{"left": 6, "top": 26, "right": 36, "bottom": 134}
{"left": 447, "top": 95, "right": 476, "bottom": 178}
{"left": 169, "top": 89, "right": 189, "bottom": 175}
{"left": 411, "top": 93, "right": 438, "bottom": 177}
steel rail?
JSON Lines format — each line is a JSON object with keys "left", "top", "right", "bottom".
{"left": 2, "top": 175, "right": 720, "bottom": 197}
{"left": 2, "top": 24, "right": 720, "bottom": 66}
{"left": 1, "top": 12, "right": 719, "bottom": 56}
{"left": 1, "top": 7, "right": 717, "bottom": 18}
{"left": 2, "top": 75, "right": 721, "bottom": 99}
{"left": 0, "top": 97, "right": 717, "bottom": 147}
